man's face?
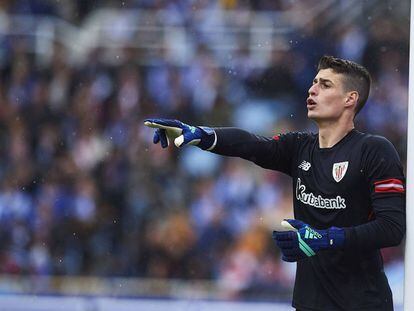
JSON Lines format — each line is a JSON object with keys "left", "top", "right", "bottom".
{"left": 307, "top": 68, "right": 350, "bottom": 122}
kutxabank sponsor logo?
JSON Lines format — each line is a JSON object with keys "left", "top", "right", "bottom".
{"left": 296, "top": 178, "right": 346, "bottom": 209}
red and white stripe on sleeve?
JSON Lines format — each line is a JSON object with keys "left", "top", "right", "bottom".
{"left": 374, "top": 178, "right": 405, "bottom": 193}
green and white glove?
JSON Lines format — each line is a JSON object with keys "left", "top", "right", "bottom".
{"left": 272, "top": 219, "right": 345, "bottom": 262}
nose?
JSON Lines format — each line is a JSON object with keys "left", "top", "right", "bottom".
{"left": 308, "top": 83, "right": 317, "bottom": 96}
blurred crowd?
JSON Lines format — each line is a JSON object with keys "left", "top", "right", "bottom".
{"left": 0, "top": 0, "right": 409, "bottom": 300}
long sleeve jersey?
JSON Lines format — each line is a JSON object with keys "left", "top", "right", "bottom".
{"left": 210, "top": 128, "right": 405, "bottom": 311}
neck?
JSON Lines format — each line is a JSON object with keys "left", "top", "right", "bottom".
{"left": 317, "top": 120, "right": 355, "bottom": 148}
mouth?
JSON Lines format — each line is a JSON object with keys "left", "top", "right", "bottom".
{"left": 306, "top": 98, "right": 317, "bottom": 108}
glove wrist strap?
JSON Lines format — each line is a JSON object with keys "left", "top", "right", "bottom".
{"left": 327, "top": 227, "right": 345, "bottom": 249}
{"left": 197, "top": 126, "right": 217, "bottom": 150}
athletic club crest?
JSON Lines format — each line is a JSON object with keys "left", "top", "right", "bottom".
{"left": 332, "top": 161, "right": 349, "bottom": 182}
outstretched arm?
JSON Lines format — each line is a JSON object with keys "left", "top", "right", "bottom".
{"left": 209, "top": 127, "right": 285, "bottom": 170}
{"left": 145, "top": 118, "right": 302, "bottom": 173}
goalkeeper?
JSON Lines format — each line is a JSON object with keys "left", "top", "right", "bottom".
{"left": 144, "top": 56, "right": 405, "bottom": 311}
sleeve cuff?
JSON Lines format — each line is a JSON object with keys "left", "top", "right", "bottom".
{"left": 206, "top": 131, "right": 217, "bottom": 151}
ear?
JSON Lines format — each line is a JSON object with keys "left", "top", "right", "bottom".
{"left": 345, "top": 91, "right": 358, "bottom": 109}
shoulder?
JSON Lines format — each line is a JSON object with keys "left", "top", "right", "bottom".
{"left": 359, "top": 132, "right": 397, "bottom": 152}
{"left": 357, "top": 132, "right": 401, "bottom": 161}
{"left": 274, "top": 131, "right": 316, "bottom": 143}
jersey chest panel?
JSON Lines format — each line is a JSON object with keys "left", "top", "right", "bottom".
{"left": 292, "top": 139, "right": 370, "bottom": 226}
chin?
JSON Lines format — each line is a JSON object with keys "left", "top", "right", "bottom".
{"left": 307, "top": 111, "right": 318, "bottom": 120}
{"left": 308, "top": 113, "right": 326, "bottom": 124}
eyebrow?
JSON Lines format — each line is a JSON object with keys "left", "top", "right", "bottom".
{"left": 313, "top": 77, "right": 334, "bottom": 85}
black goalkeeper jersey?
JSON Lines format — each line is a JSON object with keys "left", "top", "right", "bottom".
{"left": 211, "top": 128, "right": 405, "bottom": 311}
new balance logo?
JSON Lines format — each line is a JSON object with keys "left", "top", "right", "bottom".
{"left": 304, "top": 226, "right": 322, "bottom": 239}
{"left": 298, "top": 160, "right": 311, "bottom": 171}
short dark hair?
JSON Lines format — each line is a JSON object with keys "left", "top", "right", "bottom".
{"left": 317, "top": 56, "right": 371, "bottom": 116}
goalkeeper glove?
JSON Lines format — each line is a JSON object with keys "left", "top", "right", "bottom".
{"left": 144, "top": 118, "right": 216, "bottom": 150}
{"left": 272, "top": 219, "right": 345, "bottom": 262}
